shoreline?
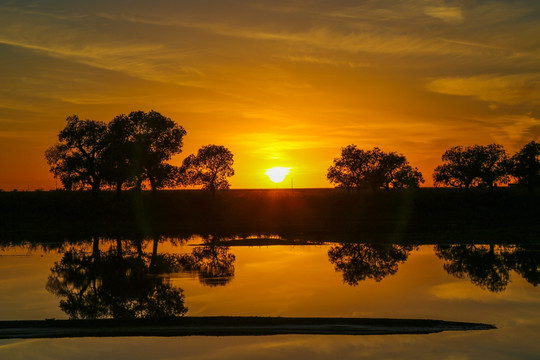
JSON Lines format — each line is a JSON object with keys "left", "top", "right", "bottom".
{"left": 0, "top": 317, "right": 496, "bottom": 339}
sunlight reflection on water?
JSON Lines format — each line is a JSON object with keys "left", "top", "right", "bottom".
{"left": 1, "top": 238, "right": 539, "bottom": 359}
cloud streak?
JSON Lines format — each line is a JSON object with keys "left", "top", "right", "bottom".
{"left": 427, "top": 74, "right": 540, "bottom": 105}
{"left": 0, "top": 0, "right": 539, "bottom": 189}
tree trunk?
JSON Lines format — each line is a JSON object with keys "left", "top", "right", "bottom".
{"left": 92, "top": 236, "right": 100, "bottom": 261}
{"left": 134, "top": 177, "right": 143, "bottom": 193}
{"left": 135, "top": 240, "right": 144, "bottom": 260}
{"left": 150, "top": 237, "right": 159, "bottom": 272}
{"left": 116, "top": 237, "right": 123, "bottom": 259}
{"left": 91, "top": 181, "right": 100, "bottom": 197}
{"left": 115, "top": 181, "right": 123, "bottom": 199}
{"left": 149, "top": 177, "right": 157, "bottom": 193}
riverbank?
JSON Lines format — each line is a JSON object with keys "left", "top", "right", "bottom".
{"left": 0, "top": 316, "right": 496, "bottom": 339}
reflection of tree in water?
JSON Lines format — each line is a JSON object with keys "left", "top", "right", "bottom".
{"left": 435, "top": 244, "right": 511, "bottom": 292}
{"left": 328, "top": 244, "right": 415, "bottom": 286}
{"left": 435, "top": 244, "right": 540, "bottom": 292}
{"left": 46, "top": 237, "right": 187, "bottom": 319}
{"left": 177, "top": 236, "right": 235, "bottom": 287}
{"left": 512, "top": 245, "right": 540, "bottom": 286}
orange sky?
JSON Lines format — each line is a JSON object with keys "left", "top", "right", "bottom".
{"left": 0, "top": 1, "right": 539, "bottom": 189}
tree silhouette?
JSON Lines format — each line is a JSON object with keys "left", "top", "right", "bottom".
{"left": 46, "top": 111, "right": 186, "bottom": 194}
{"left": 435, "top": 244, "right": 513, "bottom": 292}
{"left": 475, "top": 144, "right": 511, "bottom": 189}
{"left": 435, "top": 244, "right": 540, "bottom": 291}
{"left": 327, "top": 145, "right": 423, "bottom": 190}
{"left": 327, "top": 244, "right": 415, "bottom": 285}
{"left": 45, "top": 115, "right": 108, "bottom": 194}
{"left": 511, "top": 141, "right": 540, "bottom": 193}
{"left": 433, "top": 144, "right": 509, "bottom": 190}
{"left": 176, "top": 236, "right": 236, "bottom": 287}
{"left": 46, "top": 239, "right": 188, "bottom": 319}
{"left": 46, "top": 248, "right": 108, "bottom": 319}
{"left": 111, "top": 110, "right": 187, "bottom": 192}
{"left": 179, "top": 145, "right": 234, "bottom": 191}
{"left": 101, "top": 115, "right": 137, "bottom": 196}
{"left": 507, "top": 245, "right": 540, "bottom": 287}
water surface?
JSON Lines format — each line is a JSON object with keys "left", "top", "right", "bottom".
{"left": 1, "top": 238, "right": 539, "bottom": 359}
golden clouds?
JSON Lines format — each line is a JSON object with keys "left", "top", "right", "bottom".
{"left": 427, "top": 74, "right": 540, "bottom": 105}
{"left": 478, "top": 114, "right": 540, "bottom": 146}
{"left": 0, "top": 1, "right": 539, "bottom": 189}
{"left": 424, "top": 6, "right": 463, "bottom": 23}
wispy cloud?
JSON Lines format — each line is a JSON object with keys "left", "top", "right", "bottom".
{"left": 439, "top": 38, "right": 509, "bottom": 51}
{"left": 426, "top": 74, "right": 540, "bottom": 105}
{"left": 94, "top": 6, "right": 515, "bottom": 59}
{"left": 283, "top": 55, "right": 369, "bottom": 68}
{"left": 226, "top": 132, "right": 334, "bottom": 152}
{"left": 0, "top": 8, "right": 206, "bottom": 86}
{"left": 1, "top": 0, "right": 540, "bottom": 189}
{"left": 479, "top": 114, "right": 540, "bottom": 147}
{"left": 424, "top": 5, "right": 463, "bottom": 23}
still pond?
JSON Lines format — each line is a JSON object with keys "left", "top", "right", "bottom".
{"left": 0, "top": 237, "right": 539, "bottom": 359}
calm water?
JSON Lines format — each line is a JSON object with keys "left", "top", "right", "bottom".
{"left": 1, "top": 237, "right": 539, "bottom": 359}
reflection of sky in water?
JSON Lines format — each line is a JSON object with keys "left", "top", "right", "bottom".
{"left": 1, "top": 241, "right": 540, "bottom": 359}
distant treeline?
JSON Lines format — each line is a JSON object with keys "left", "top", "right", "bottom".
{"left": 43, "top": 111, "right": 539, "bottom": 194}
{"left": 329, "top": 142, "right": 540, "bottom": 192}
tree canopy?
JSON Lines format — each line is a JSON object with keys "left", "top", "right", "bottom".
{"left": 435, "top": 244, "right": 514, "bottom": 292}
{"left": 45, "top": 115, "right": 108, "bottom": 193}
{"left": 511, "top": 141, "right": 540, "bottom": 192}
{"left": 328, "top": 244, "right": 415, "bottom": 285}
{"left": 45, "top": 113, "right": 537, "bottom": 193}
{"left": 101, "top": 113, "right": 137, "bottom": 195}
{"left": 46, "top": 111, "right": 186, "bottom": 194}
{"left": 327, "top": 145, "right": 424, "bottom": 190}
{"left": 179, "top": 144, "right": 234, "bottom": 191}
{"left": 433, "top": 144, "right": 509, "bottom": 189}
{"left": 176, "top": 236, "right": 236, "bottom": 287}
{"left": 114, "top": 110, "right": 187, "bottom": 192}
{"left": 46, "top": 239, "right": 188, "bottom": 319}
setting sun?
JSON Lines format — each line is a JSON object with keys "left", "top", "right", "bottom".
{"left": 265, "top": 167, "right": 290, "bottom": 183}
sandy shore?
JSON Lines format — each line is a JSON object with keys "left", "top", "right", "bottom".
{"left": 0, "top": 317, "right": 496, "bottom": 339}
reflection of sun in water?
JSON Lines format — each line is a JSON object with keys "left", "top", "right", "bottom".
{"left": 265, "top": 167, "right": 290, "bottom": 183}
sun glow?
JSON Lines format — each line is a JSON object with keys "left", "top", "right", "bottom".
{"left": 265, "top": 167, "right": 290, "bottom": 183}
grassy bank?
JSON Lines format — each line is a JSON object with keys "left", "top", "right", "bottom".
{"left": 1, "top": 188, "right": 538, "bottom": 243}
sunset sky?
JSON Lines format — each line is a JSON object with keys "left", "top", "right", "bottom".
{"left": 1, "top": 0, "right": 539, "bottom": 189}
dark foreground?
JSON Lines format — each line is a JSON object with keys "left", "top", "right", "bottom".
{"left": 0, "top": 317, "right": 496, "bottom": 339}
{"left": 1, "top": 188, "right": 538, "bottom": 243}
